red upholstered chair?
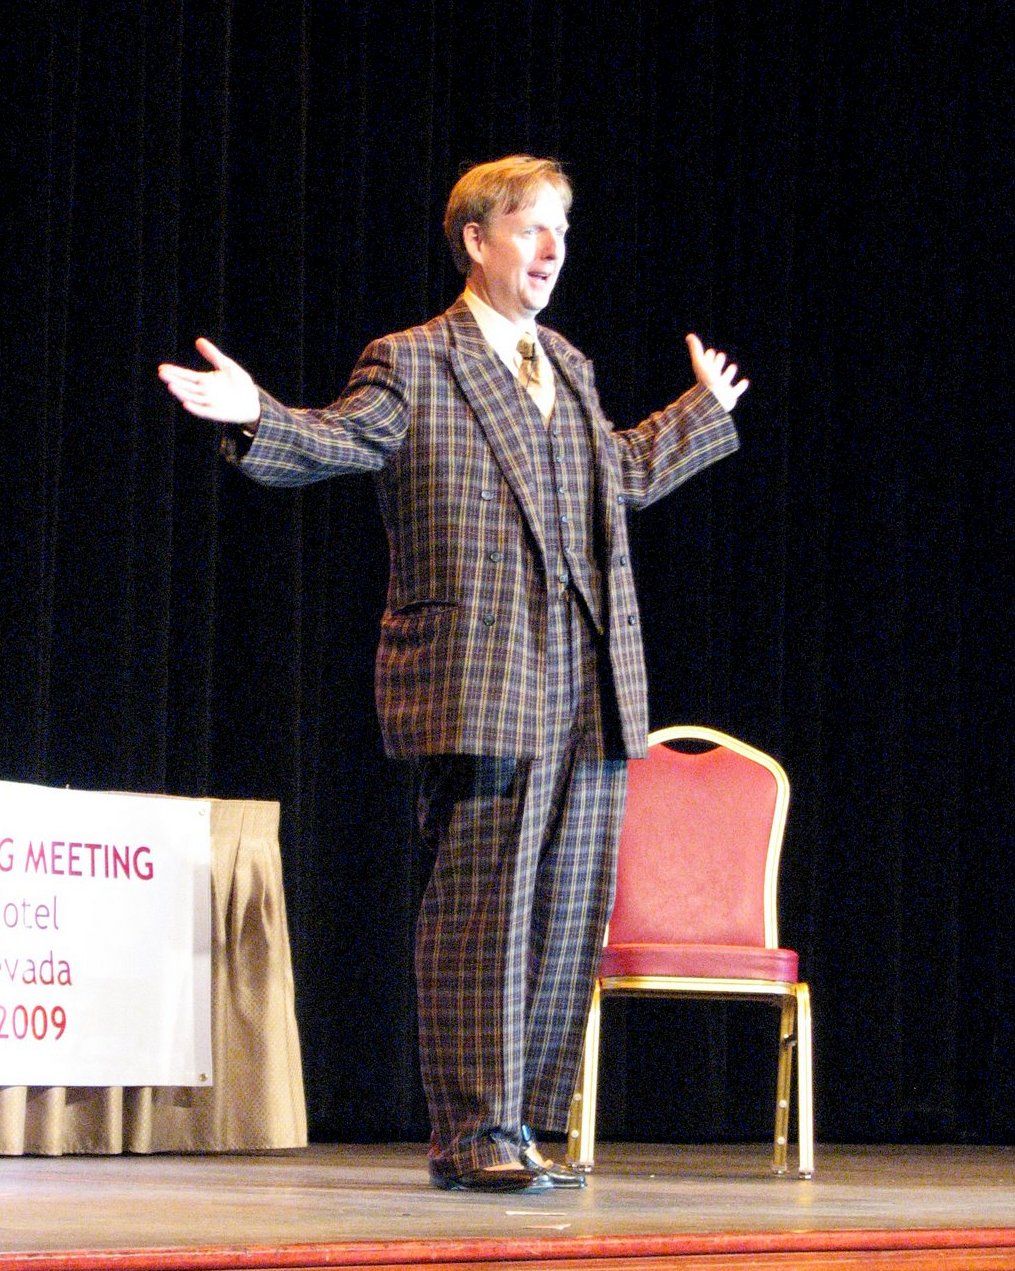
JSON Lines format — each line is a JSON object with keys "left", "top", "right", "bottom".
{"left": 566, "top": 726, "right": 814, "bottom": 1177}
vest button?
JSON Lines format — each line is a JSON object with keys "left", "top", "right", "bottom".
{"left": 627, "top": 614, "right": 637, "bottom": 625}
{"left": 483, "top": 613, "right": 496, "bottom": 627}
{"left": 617, "top": 494, "right": 627, "bottom": 505}
{"left": 488, "top": 550, "right": 504, "bottom": 562}
{"left": 557, "top": 571, "right": 568, "bottom": 584}
{"left": 480, "top": 489, "right": 494, "bottom": 501}
{"left": 618, "top": 554, "right": 628, "bottom": 566}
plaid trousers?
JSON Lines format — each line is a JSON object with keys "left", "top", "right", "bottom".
{"left": 414, "top": 588, "right": 628, "bottom": 1172}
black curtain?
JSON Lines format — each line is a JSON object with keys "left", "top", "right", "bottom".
{"left": 2, "top": 1, "right": 1009, "bottom": 1145}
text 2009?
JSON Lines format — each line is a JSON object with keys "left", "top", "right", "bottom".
{"left": 0, "top": 1004, "right": 67, "bottom": 1040}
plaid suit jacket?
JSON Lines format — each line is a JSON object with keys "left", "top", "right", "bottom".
{"left": 232, "top": 299, "right": 739, "bottom": 758}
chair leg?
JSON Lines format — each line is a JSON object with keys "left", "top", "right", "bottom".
{"left": 795, "top": 982, "right": 814, "bottom": 1178}
{"left": 566, "top": 980, "right": 602, "bottom": 1171}
{"left": 773, "top": 994, "right": 795, "bottom": 1175}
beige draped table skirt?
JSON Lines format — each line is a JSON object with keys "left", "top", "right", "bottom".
{"left": 0, "top": 799, "right": 307, "bottom": 1154}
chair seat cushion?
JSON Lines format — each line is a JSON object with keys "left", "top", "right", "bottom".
{"left": 600, "top": 943, "right": 799, "bottom": 983}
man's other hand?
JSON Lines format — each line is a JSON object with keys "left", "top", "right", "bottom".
{"left": 685, "top": 333, "right": 749, "bottom": 413}
{"left": 158, "top": 338, "right": 260, "bottom": 425}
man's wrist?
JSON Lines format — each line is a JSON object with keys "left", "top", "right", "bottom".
{"left": 219, "top": 417, "right": 259, "bottom": 462}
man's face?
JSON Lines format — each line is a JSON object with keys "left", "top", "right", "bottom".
{"left": 464, "top": 182, "right": 569, "bottom": 323}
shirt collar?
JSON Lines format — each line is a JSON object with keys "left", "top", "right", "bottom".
{"left": 462, "top": 286, "right": 540, "bottom": 374}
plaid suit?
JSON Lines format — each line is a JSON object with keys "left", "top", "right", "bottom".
{"left": 231, "top": 298, "right": 739, "bottom": 1168}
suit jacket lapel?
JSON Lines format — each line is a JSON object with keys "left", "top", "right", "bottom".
{"left": 446, "top": 301, "right": 550, "bottom": 564}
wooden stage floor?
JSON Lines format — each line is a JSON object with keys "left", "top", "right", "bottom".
{"left": 1, "top": 1143, "right": 1012, "bottom": 1270}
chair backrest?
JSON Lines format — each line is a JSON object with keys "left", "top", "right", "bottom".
{"left": 608, "top": 726, "right": 790, "bottom": 949}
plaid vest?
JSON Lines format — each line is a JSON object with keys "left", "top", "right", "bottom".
{"left": 515, "top": 369, "right": 604, "bottom": 632}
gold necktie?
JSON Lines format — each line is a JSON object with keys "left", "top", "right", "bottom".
{"left": 517, "top": 336, "right": 540, "bottom": 388}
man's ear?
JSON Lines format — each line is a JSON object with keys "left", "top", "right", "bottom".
{"left": 463, "top": 221, "right": 484, "bottom": 269}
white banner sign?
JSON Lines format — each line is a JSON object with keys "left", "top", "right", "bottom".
{"left": 0, "top": 781, "right": 212, "bottom": 1087}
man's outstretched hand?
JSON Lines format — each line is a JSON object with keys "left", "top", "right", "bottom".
{"left": 158, "top": 338, "right": 260, "bottom": 425}
{"left": 685, "top": 333, "right": 749, "bottom": 413}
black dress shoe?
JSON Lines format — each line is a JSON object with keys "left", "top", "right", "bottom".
{"left": 518, "top": 1124, "right": 587, "bottom": 1189}
{"left": 429, "top": 1157, "right": 553, "bottom": 1193}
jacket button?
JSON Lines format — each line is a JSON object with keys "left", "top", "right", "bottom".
{"left": 480, "top": 489, "right": 494, "bottom": 501}
{"left": 557, "top": 570, "right": 568, "bottom": 584}
{"left": 483, "top": 613, "right": 496, "bottom": 626}
{"left": 627, "top": 614, "right": 637, "bottom": 625}
{"left": 489, "top": 550, "right": 504, "bottom": 562}
{"left": 617, "top": 494, "right": 627, "bottom": 505}
{"left": 618, "top": 554, "right": 628, "bottom": 566}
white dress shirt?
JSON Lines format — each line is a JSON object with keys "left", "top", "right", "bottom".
{"left": 463, "top": 287, "right": 556, "bottom": 420}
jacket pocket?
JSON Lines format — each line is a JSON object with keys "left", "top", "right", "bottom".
{"left": 389, "top": 598, "right": 459, "bottom": 617}
{"left": 381, "top": 598, "right": 459, "bottom": 646}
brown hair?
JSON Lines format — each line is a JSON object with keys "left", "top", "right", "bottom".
{"left": 443, "top": 155, "right": 573, "bottom": 276}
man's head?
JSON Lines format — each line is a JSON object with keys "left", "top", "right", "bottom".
{"left": 444, "top": 155, "right": 573, "bottom": 323}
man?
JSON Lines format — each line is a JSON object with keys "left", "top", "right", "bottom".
{"left": 159, "top": 155, "right": 747, "bottom": 1193}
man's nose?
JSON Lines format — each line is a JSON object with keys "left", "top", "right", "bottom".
{"left": 540, "top": 232, "right": 560, "bottom": 257}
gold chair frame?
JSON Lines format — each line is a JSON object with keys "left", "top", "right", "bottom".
{"left": 566, "top": 725, "right": 814, "bottom": 1178}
